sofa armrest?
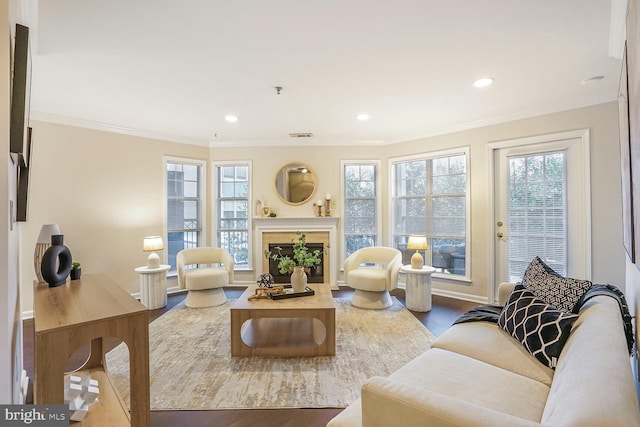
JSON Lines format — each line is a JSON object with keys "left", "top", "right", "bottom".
{"left": 361, "top": 376, "right": 545, "bottom": 427}
{"left": 498, "top": 282, "right": 516, "bottom": 306}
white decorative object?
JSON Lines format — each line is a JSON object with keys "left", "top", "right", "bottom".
{"left": 401, "top": 265, "right": 436, "bottom": 312}
{"left": 291, "top": 265, "right": 307, "bottom": 293}
{"left": 34, "top": 224, "right": 61, "bottom": 283}
{"left": 64, "top": 374, "right": 99, "bottom": 422}
{"left": 143, "top": 236, "right": 164, "bottom": 269}
{"left": 135, "top": 265, "right": 170, "bottom": 309}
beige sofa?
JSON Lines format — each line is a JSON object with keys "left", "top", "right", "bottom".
{"left": 327, "top": 283, "right": 640, "bottom": 427}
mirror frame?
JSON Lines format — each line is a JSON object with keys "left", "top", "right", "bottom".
{"left": 274, "top": 162, "right": 317, "bottom": 205}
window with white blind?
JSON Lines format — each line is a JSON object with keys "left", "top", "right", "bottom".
{"left": 391, "top": 149, "right": 468, "bottom": 276}
{"left": 214, "top": 162, "right": 250, "bottom": 267}
{"left": 165, "top": 159, "right": 205, "bottom": 272}
{"left": 342, "top": 161, "right": 380, "bottom": 259}
{"left": 507, "top": 151, "right": 567, "bottom": 279}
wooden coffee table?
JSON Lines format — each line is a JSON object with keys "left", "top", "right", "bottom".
{"left": 230, "top": 284, "right": 336, "bottom": 357}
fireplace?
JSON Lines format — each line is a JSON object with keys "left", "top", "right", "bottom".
{"left": 253, "top": 217, "right": 339, "bottom": 286}
{"left": 267, "top": 242, "right": 325, "bottom": 283}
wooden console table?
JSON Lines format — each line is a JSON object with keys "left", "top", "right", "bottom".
{"left": 33, "top": 273, "right": 150, "bottom": 426}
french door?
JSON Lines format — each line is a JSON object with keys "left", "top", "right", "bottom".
{"left": 491, "top": 130, "right": 591, "bottom": 297}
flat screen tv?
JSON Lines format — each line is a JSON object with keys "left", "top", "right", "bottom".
{"left": 10, "top": 23, "right": 31, "bottom": 167}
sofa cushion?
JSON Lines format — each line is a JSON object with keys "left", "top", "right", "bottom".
{"left": 347, "top": 268, "right": 388, "bottom": 291}
{"left": 541, "top": 295, "right": 640, "bottom": 426}
{"left": 383, "top": 348, "right": 550, "bottom": 422}
{"left": 498, "top": 284, "right": 578, "bottom": 369}
{"left": 433, "top": 321, "right": 554, "bottom": 386}
{"left": 521, "top": 257, "right": 591, "bottom": 313}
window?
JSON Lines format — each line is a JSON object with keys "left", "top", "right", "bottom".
{"left": 507, "top": 151, "right": 567, "bottom": 279}
{"left": 214, "top": 162, "right": 250, "bottom": 267}
{"left": 165, "top": 159, "right": 205, "bottom": 272}
{"left": 391, "top": 150, "right": 468, "bottom": 276}
{"left": 342, "top": 161, "right": 380, "bottom": 259}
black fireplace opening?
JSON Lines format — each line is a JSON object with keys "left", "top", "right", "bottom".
{"left": 267, "top": 243, "right": 324, "bottom": 283}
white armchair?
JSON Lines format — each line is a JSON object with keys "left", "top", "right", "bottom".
{"left": 176, "top": 247, "right": 234, "bottom": 308}
{"left": 343, "top": 246, "right": 402, "bottom": 309}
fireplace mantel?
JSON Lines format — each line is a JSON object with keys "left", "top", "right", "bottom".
{"left": 253, "top": 217, "right": 339, "bottom": 286}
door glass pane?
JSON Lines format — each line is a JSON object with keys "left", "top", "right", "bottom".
{"left": 507, "top": 151, "right": 567, "bottom": 281}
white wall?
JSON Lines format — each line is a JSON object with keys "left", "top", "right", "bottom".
{"left": 21, "top": 101, "right": 624, "bottom": 314}
{"left": 2, "top": 1, "right": 24, "bottom": 404}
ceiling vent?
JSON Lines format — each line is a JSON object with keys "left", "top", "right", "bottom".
{"left": 289, "top": 132, "right": 314, "bottom": 138}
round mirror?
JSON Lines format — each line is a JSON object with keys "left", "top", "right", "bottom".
{"left": 274, "top": 162, "right": 316, "bottom": 205}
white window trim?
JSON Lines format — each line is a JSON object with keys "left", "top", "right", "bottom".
{"left": 212, "top": 160, "right": 253, "bottom": 271}
{"left": 388, "top": 146, "right": 471, "bottom": 281}
{"left": 163, "top": 156, "right": 208, "bottom": 275}
{"left": 340, "top": 160, "right": 382, "bottom": 263}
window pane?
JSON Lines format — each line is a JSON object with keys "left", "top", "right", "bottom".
{"left": 166, "top": 161, "right": 203, "bottom": 272}
{"left": 507, "top": 151, "right": 567, "bottom": 279}
{"left": 392, "top": 153, "right": 467, "bottom": 276}
{"left": 343, "top": 162, "right": 379, "bottom": 258}
{"left": 216, "top": 164, "right": 250, "bottom": 267}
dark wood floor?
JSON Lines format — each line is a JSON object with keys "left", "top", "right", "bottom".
{"left": 22, "top": 287, "right": 476, "bottom": 427}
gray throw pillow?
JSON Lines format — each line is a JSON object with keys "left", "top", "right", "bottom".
{"left": 498, "top": 284, "right": 578, "bottom": 369}
{"left": 521, "top": 257, "right": 592, "bottom": 313}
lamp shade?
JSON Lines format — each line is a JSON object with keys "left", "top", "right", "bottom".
{"left": 143, "top": 236, "right": 164, "bottom": 252}
{"left": 407, "top": 235, "right": 428, "bottom": 251}
{"left": 37, "top": 224, "right": 61, "bottom": 243}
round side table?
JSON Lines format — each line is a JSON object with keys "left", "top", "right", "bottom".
{"left": 135, "top": 265, "right": 170, "bottom": 309}
{"left": 401, "top": 265, "right": 436, "bottom": 312}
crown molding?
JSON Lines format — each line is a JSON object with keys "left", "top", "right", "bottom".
{"left": 30, "top": 111, "right": 211, "bottom": 147}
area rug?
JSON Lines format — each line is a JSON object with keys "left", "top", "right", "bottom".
{"left": 105, "top": 298, "right": 435, "bottom": 410}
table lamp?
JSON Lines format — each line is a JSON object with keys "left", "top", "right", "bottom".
{"left": 34, "top": 224, "right": 61, "bottom": 283}
{"left": 143, "top": 236, "right": 164, "bottom": 269}
{"left": 407, "top": 235, "right": 428, "bottom": 269}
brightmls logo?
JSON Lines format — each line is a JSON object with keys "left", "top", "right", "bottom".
{"left": 0, "top": 405, "right": 66, "bottom": 426}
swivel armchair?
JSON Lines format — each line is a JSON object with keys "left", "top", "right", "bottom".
{"left": 343, "top": 246, "right": 402, "bottom": 309}
{"left": 176, "top": 247, "right": 234, "bottom": 308}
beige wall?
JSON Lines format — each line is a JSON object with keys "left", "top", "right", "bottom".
{"left": 21, "top": 101, "right": 624, "bottom": 313}
{"left": 20, "top": 122, "right": 209, "bottom": 312}
{"left": 387, "top": 102, "right": 623, "bottom": 300}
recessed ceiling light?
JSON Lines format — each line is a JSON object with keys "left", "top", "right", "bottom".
{"left": 473, "top": 77, "right": 494, "bottom": 88}
{"left": 581, "top": 75, "right": 605, "bottom": 86}
{"left": 225, "top": 115, "right": 238, "bottom": 123}
{"left": 357, "top": 114, "right": 370, "bottom": 121}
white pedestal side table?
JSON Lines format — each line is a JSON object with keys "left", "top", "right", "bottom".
{"left": 401, "top": 265, "right": 437, "bottom": 312}
{"left": 135, "top": 265, "right": 170, "bottom": 309}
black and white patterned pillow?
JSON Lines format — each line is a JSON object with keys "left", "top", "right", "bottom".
{"left": 521, "top": 257, "right": 592, "bottom": 313}
{"left": 498, "top": 284, "right": 578, "bottom": 369}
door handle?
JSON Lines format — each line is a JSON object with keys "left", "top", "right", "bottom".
{"left": 496, "top": 232, "right": 504, "bottom": 238}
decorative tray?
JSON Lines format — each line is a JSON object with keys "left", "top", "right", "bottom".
{"left": 270, "top": 286, "right": 315, "bottom": 300}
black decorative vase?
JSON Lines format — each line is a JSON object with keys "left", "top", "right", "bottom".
{"left": 41, "top": 234, "right": 73, "bottom": 287}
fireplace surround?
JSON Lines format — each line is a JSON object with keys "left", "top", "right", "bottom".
{"left": 254, "top": 217, "right": 339, "bottom": 286}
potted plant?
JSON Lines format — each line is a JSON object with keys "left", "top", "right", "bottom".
{"left": 70, "top": 262, "right": 81, "bottom": 280}
{"left": 264, "top": 232, "right": 322, "bottom": 292}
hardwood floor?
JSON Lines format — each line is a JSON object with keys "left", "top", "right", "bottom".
{"left": 22, "top": 286, "right": 476, "bottom": 427}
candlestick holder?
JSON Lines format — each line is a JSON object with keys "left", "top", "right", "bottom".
{"left": 314, "top": 203, "right": 323, "bottom": 217}
{"left": 324, "top": 199, "right": 331, "bottom": 217}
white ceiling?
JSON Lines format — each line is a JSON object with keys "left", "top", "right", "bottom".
{"left": 26, "top": 0, "right": 624, "bottom": 147}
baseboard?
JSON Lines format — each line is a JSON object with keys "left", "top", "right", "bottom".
{"left": 431, "top": 288, "right": 488, "bottom": 305}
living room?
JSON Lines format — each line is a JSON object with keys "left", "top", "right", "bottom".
{"left": 2, "top": 1, "right": 640, "bottom": 426}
